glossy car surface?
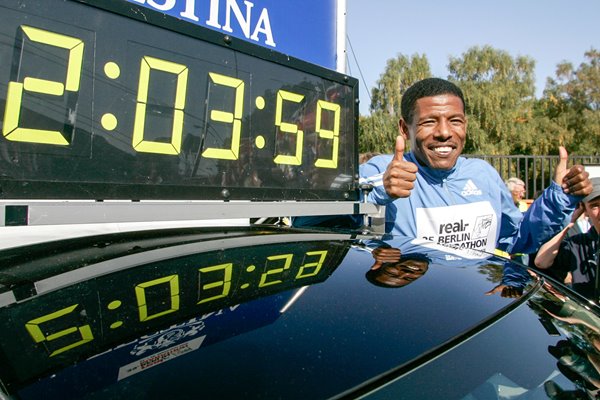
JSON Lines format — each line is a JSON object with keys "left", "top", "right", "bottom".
{"left": 0, "top": 225, "right": 598, "bottom": 399}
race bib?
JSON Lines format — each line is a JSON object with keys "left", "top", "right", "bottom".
{"left": 411, "top": 201, "right": 497, "bottom": 259}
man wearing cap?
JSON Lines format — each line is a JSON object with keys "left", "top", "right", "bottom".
{"left": 535, "top": 177, "right": 600, "bottom": 300}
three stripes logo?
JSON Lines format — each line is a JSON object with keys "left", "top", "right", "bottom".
{"left": 461, "top": 180, "right": 482, "bottom": 196}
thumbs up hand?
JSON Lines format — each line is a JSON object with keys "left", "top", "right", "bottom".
{"left": 553, "top": 146, "right": 592, "bottom": 197}
{"left": 370, "top": 247, "right": 402, "bottom": 270}
{"left": 383, "top": 135, "right": 418, "bottom": 198}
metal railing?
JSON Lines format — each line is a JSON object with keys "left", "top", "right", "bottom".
{"left": 465, "top": 155, "right": 600, "bottom": 199}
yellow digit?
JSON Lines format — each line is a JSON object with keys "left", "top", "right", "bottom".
{"left": 296, "top": 250, "right": 328, "bottom": 279}
{"left": 135, "top": 274, "right": 180, "bottom": 321}
{"left": 259, "top": 253, "right": 293, "bottom": 287}
{"left": 3, "top": 25, "right": 84, "bottom": 145}
{"left": 132, "top": 56, "right": 188, "bottom": 155}
{"left": 197, "top": 263, "right": 233, "bottom": 304}
{"left": 25, "top": 304, "right": 94, "bottom": 357}
{"left": 273, "top": 90, "right": 304, "bottom": 166}
{"left": 202, "top": 72, "right": 244, "bottom": 160}
{"left": 314, "top": 100, "right": 340, "bottom": 168}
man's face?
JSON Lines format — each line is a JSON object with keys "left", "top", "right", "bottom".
{"left": 374, "top": 258, "right": 429, "bottom": 288}
{"left": 511, "top": 184, "right": 525, "bottom": 202}
{"left": 585, "top": 197, "right": 600, "bottom": 233}
{"left": 400, "top": 94, "right": 467, "bottom": 170}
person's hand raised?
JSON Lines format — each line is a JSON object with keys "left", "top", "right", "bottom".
{"left": 553, "top": 146, "right": 592, "bottom": 197}
{"left": 570, "top": 202, "right": 585, "bottom": 225}
{"left": 383, "top": 135, "right": 418, "bottom": 198}
{"left": 370, "top": 247, "right": 402, "bottom": 270}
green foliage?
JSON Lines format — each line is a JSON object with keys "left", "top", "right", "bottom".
{"left": 359, "top": 54, "right": 431, "bottom": 154}
{"left": 369, "top": 54, "right": 431, "bottom": 115}
{"left": 448, "top": 46, "right": 537, "bottom": 155}
{"left": 540, "top": 49, "right": 600, "bottom": 155}
{"left": 358, "top": 111, "right": 397, "bottom": 154}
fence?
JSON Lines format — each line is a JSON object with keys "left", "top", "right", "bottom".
{"left": 464, "top": 155, "right": 600, "bottom": 199}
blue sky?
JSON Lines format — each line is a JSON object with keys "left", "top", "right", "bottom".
{"left": 345, "top": 0, "right": 600, "bottom": 116}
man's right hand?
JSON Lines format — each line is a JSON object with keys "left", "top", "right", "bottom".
{"left": 383, "top": 135, "right": 418, "bottom": 198}
{"left": 370, "top": 247, "right": 402, "bottom": 270}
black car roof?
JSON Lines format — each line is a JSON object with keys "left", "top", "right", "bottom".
{"left": 0, "top": 226, "right": 594, "bottom": 399}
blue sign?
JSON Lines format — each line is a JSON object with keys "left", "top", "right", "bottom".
{"left": 126, "top": 0, "right": 341, "bottom": 70}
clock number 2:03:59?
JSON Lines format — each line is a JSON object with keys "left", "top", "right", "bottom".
{"left": 24, "top": 250, "right": 328, "bottom": 357}
{"left": 2, "top": 25, "right": 342, "bottom": 168}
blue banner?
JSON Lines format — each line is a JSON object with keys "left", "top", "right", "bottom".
{"left": 126, "top": 0, "right": 340, "bottom": 69}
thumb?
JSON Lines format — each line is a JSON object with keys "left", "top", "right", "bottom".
{"left": 554, "top": 146, "right": 568, "bottom": 183}
{"left": 485, "top": 285, "right": 503, "bottom": 296}
{"left": 393, "top": 135, "right": 405, "bottom": 161}
{"left": 572, "top": 202, "right": 585, "bottom": 222}
{"left": 370, "top": 260, "right": 383, "bottom": 271}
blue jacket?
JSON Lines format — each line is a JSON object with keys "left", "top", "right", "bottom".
{"left": 360, "top": 152, "right": 580, "bottom": 256}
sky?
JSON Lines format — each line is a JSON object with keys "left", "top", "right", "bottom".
{"left": 345, "top": 0, "right": 600, "bottom": 116}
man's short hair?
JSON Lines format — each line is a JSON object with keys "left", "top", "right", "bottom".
{"left": 401, "top": 78, "right": 466, "bottom": 124}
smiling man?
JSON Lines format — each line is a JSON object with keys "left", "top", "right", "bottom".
{"left": 360, "top": 78, "right": 592, "bottom": 258}
{"left": 366, "top": 254, "right": 430, "bottom": 288}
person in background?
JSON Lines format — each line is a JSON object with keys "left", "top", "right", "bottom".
{"left": 505, "top": 176, "right": 529, "bottom": 264}
{"left": 505, "top": 177, "right": 528, "bottom": 212}
{"left": 505, "top": 177, "right": 529, "bottom": 264}
{"left": 359, "top": 77, "right": 592, "bottom": 261}
{"left": 534, "top": 177, "right": 600, "bottom": 300}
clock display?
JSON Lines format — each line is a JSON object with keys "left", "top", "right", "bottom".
{"left": 0, "top": 235, "right": 351, "bottom": 389}
{"left": 0, "top": 0, "right": 358, "bottom": 201}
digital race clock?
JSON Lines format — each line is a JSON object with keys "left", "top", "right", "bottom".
{"left": 0, "top": 0, "right": 359, "bottom": 201}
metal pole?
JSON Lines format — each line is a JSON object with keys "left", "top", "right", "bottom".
{"left": 595, "top": 239, "right": 600, "bottom": 302}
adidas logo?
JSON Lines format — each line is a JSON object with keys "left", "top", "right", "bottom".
{"left": 461, "top": 179, "right": 482, "bottom": 196}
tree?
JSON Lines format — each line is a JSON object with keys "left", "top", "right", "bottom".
{"left": 447, "top": 46, "right": 538, "bottom": 155}
{"left": 369, "top": 54, "right": 431, "bottom": 115}
{"left": 540, "top": 48, "right": 600, "bottom": 155}
{"left": 360, "top": 54, "right": 431, "bottom": 154}
{"left": 358, "top": 111, "right": 397, "bottom": 154}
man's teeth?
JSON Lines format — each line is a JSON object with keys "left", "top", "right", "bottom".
{"left": 433, "top": 147, "right": 452, "bottom": 154}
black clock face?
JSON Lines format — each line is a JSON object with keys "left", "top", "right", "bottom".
{"left": 0, "top": 231, "right": 352, "bottom": 389}
{"left": 0, "top": 0, "right": 358, "bottom": 201}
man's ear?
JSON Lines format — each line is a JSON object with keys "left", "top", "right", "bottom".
{"left": 398, "top": 118, "right": 409, "bottom": 140}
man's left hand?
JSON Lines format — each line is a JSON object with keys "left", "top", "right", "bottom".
{"left": 553, "top": 146, "right": 592, "bottom": 197}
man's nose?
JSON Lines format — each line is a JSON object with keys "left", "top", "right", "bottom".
{"left": 435, "top": 119, "right": 452, "bottom": 138}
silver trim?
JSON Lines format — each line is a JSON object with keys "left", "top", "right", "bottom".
{"left": 0, "top": 200, "right": 381, "bottom": 226}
